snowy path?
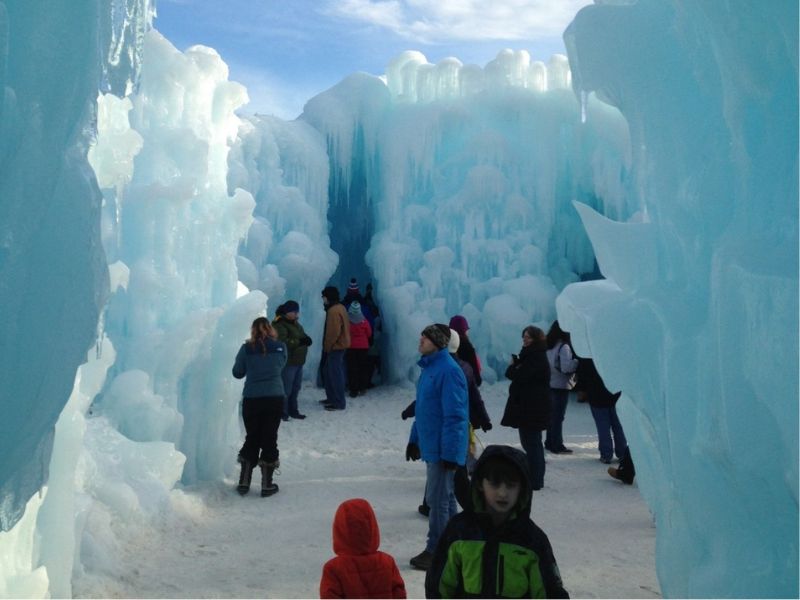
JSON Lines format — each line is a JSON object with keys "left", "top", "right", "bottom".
{"left": 75, "top": 383, "right": 660, "bottom": 599}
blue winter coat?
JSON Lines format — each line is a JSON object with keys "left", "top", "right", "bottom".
{"left": 409, "top": 349, "right": 469, "bottom": 465}
{"left": 232, "top": 338, "right": 288, "bottom": 398}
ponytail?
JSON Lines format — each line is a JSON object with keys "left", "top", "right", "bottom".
{"left": 248, "top": 317, "right": 276, "bottom": 354}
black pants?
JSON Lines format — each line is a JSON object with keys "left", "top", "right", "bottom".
{"left": 239, "top": 396, "right": 283, "bottom": 464}
{"left": 346, "top": 348, "right": 370, "bottom": 394}
{"left": 365, "top": 353, "right": 381, "bottom": 386}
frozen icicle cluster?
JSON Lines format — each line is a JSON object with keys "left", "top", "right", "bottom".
{"left": 301, "top": 50, "right": 634, "bottom": 382}
{"left": 67, "top": 28, "right": 262, "bottom": 593}
{"left": 386, "top": 49, "right": 572, "bottom": 103}
{"left": 92, "top": 28, "right": 259, "bottom": 483}
{"left": 228, "top": 114, "right": 338, "bottom": 375}
{"left": 557, "top": 0, "right": 798, "bottom": 597}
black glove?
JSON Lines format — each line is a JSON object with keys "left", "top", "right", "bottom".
{"left": 442, "top": 460, "right": 459, "bottom": 471}
{"left": 401, "top": 401, "right": 416, "bottom": 420}
{"left": 406, "top": 443, "right": 420, "bottom": 461}
{"left": 481, "top": 422, "right": 493, "bottom": 432}
{"left": 300, "top": 335, "right": 312, "bottom": 346}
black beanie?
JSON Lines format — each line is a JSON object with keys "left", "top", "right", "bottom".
{"left": 422, "top": 323, "right": 451, "bottom": 350}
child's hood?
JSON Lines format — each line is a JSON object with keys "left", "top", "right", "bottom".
{"left": 332, "top": 498, "right": 380, "bottom": 556}
{"left": 469, "top": 445, "right": 532, "bottom": 519}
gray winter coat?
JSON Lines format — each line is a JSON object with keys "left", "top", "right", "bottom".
{"left": 546, "top": 343, "right": 578, "bottom": 390}
{"left": 232, "top": 338, "right": 287, "bottom": 398}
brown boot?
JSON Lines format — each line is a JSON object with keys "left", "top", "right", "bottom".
{"left": 237, "top": 456, "right": 254, "bottom": 495}
{"left": 259, "top": 460, "right": 280, "bottom": 497}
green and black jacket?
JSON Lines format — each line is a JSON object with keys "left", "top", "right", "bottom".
{"left": 425, "top": 446, "right": 569, "bottom": 599}
{"left": 272, "top": 316, "right": 309, "bottom": 366}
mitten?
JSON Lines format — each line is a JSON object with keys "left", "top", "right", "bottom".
{"left": 406, "top": 443, "right": 421, "bottom": 461}
{"left": 301, "top": 335, "right": 313, "bottom": 346}
{"left": 441, "top": 460, "right": 459, "bottom": 471}
{"left": 401, "top": 401, "right": 416, "bottom": 420}
{"left": 481, "top": 422, "right": 493, "bottom": 432}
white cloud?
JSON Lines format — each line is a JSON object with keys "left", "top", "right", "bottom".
{"left": 325, "top": 0, "right": 591, "bottom": 42}
{"left": 226, "top": 61, "right": 320, "bottom": 120}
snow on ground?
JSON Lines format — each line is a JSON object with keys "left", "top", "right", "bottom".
{"left": 74, "top": 382, "right": 660, "bottom": 599}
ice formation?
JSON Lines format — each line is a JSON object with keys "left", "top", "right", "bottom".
{"left": 227, "top": 114, "right": 338, "bottom": 378}
{"left": 300, "top": 49, "right": 633, "bottom": 382}
{"left": 556, "top": 0, "right": 798, "bottom": 597}
{"left": 1, "top": 6, "right": 264, "bottom": 595}
{"left": 0, "top": 0, "right": 797, "bottom": 597}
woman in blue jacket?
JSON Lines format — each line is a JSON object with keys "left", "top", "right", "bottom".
{"left": 232, "top": 317, "right": 287, "bottom": 497}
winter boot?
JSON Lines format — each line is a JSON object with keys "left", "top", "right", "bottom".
{"left": 259, "top": 459, "right": 280, "bottom": 497}
{"left": 237, "top": 456, "right": 254, "bottom": 495}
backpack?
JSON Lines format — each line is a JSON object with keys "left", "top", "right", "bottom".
{"left": 554, "top": 343, "right": 577, "bottom": 389}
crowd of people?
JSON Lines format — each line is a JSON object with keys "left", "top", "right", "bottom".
{"left": 230, "top": 282, "right": 636, "bottom": 597}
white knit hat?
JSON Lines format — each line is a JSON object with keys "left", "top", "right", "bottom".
{"left": 447, "top": 329, "right": 460, "bottom": 354}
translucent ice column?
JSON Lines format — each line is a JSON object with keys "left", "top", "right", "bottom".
{"left": 94, "top": 30, "right": 259, "bottom": 486}
{"left": 558, "top": 0, "right": 798, "bottom": 596}
{"left": 228, "top": 114, "right": 339, "bottom": 377}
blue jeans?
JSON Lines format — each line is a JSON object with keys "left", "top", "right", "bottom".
{"left": 590, "top": 405, "right": 628, "bottom": 460}
{"left": 323, "top": 350, "right": 346, "bottom": 409}
{"left": 281, "top": 365, "right": 303, "bottom": 417}
{"left": 518, "top": 427, "right": 545, "bottom": 490}
{"left": 425, "top": 462, "right": 457, "bottom": 553}
{"left": 546, "top": 389, "right": 569, "bottom": 449}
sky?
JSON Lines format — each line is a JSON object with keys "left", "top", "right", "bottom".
{"left": 154, "top": 0, "right": 591, "bottom": 119}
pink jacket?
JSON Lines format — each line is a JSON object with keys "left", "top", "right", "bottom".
{"left": 348, "top": 320, "right": 372, "bottom": 350}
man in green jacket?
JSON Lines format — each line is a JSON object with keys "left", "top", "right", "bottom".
{"left": 272, "top": 300, "right": 312, "bottom": 420}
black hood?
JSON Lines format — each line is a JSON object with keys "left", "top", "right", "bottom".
{"left": 468, "top": 445, "right": 532, "bottom": 519}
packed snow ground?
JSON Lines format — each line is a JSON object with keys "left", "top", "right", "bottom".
{"left": 74, "top": 382, "right": 660, "bottom": 599}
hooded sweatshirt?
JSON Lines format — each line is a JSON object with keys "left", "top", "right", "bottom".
{"left": 320, "top": 499, "right": 406, "bottom": 599}
{"left": 426, "top": 446, "right": 569, "bottom": 599}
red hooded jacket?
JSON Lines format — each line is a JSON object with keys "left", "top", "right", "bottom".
{"left": 320, "top": 499, "right": 406, "bottom": 599}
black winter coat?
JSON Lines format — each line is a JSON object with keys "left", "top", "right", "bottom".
{"left": 575, "top": 358, "right": 620, "bottom": 408}
{"left": 501, "top": 345, "right": 551, "bottom": 431}
{"left": 457, "top": 336, "right": 482, "bottom": 387}
{"left": 457, "top": 357, "right": 491, "bottom": 430}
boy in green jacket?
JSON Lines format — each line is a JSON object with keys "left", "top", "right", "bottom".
{"left": 425, "top": 445, "right": 569, "bottom": 598}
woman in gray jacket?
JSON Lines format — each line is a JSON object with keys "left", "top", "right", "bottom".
{"left": 544, "top": 321, "right": 578, "bottom": 454}
{"left": 232, "top": 317, "right": 287, "bottom": 497}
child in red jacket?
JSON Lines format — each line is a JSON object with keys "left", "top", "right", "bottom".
{"left": 346, "top": 302, "right": 373, "bottom": 398}
{"left": 320, "top": 498, "right": 406, "bottom": 599}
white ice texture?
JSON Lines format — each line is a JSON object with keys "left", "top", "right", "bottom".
{"left": 0, "top": 0, "right": 797, "bottom": 597}
{"left": 300, "top": 49, "right": 634, "bottom": 383}
{"left": 556, "top": 0, "right": 798, "bottom": 597}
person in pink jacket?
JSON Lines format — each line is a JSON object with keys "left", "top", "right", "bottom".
{"left": 346, "top": 301, "right": 372, "bottom": 398}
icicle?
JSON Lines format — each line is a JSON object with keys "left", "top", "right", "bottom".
{"left": 580, "top": 89, "right": 588, "bottom": 124}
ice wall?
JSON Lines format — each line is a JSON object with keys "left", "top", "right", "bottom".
{"left": 301, "top": 50, "right": 635, "bottom": 382}
{"left": 228, "top": 114, "right": 338, "bottom": 373}
{"left": 0, "top": 0, "right": 124, "bottom": 533}
{"left": 557, "top": 1, "right": 798, "bottom": 597}
{"left": 66, "top": 27, "right": 265, "bottom": 593}
{"left": 92, "top": 29, "right": 259, "bottom": 484}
